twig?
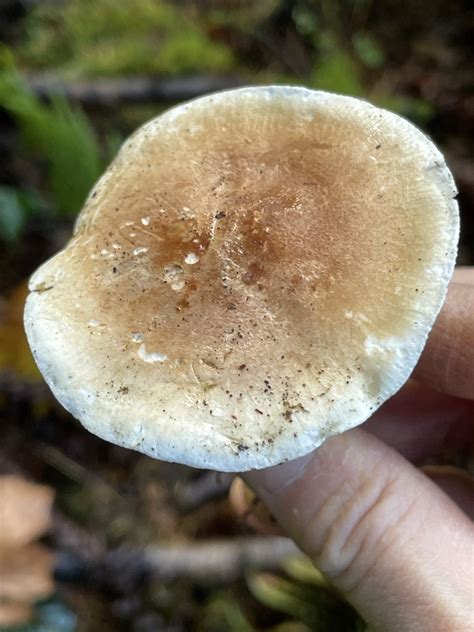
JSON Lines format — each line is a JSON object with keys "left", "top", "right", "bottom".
{"left": 144, "top": 537, "right": 300, "bottom": 584}
{"left": 174, "top": 471, "right": 234, "bottom": 512}
{"left": 53, "top": 510, "right": 301, "bottom": 589}
{"left": 35, "top": 443, "right": 128, "bottom": 506}
{"left": 53, "top": 510, "right": 301, "bottom": 588}
{"left": 26, "top": 74, "right": 246, "bottom": 106}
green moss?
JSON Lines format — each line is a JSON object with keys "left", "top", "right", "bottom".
{"left": 375, "top": 94, "right": 436, "bottom": 125}
{"left": 19, "top": 0, "right": 235, "bottom": 77}
{"left": 352, "top": 32, "right": 384, "bottom": 69}
{"left": 281, "top": 24, "right": 365, "bottom": 97}
{"left": 311, "top": 49, "right": 365, "bottom": 96}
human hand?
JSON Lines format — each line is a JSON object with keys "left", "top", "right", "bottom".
{"left": 244, "top": 267, "right": 474, "bottom": 632}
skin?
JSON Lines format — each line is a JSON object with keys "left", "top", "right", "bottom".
{"left": 245, "top": 267, "right": 474, "bottom": 632}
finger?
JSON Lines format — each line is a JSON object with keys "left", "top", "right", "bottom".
{"left": 364, "top": 381, "right": 473, "bottom": 463}
{"left": 244, "top": 429, "right": 474, "bottom": 632}
{"left": 453, "top": 266, "right": 474, "bottom": 286}
{"left": 413, "top": 280, "right": 474, "bottom": 399}
{"left": 422, "top": 466, "right": 474, "bottom": 519}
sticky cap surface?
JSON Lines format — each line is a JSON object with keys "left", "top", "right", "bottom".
{"left": 24, "top": 87, "right": 459, "bottom": 471}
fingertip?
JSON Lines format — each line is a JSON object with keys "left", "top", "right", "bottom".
{"left": 244, "top": 450, "right": 315, "bottom": 498}
{"left": 414, "top": 280, "right": 474, "bottom": 399}
{"left": 453, "top": 266, "right": 474, "bottom": 286}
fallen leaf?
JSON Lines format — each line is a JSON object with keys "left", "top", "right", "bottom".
{"left": 0, "top": 282, "right": 41, "bottom": 379}
{"left": 229, "top": 477, "right": 283, "bottom": 536}
{"left": 0, "top": 475, "right": 54, "bottom": 548}
{"left": 0, "top": 600, "right": 33, "bottom": 627}
{"left": 0, "top": 543, "right": 55, "bottom": 602}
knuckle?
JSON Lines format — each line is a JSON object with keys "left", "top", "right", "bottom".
{"left": 300, "top": 472, "right": 413, "bottom": 593}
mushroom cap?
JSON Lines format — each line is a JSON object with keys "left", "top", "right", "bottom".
{"left": 24, "top": 87, "right": 459, "bottom": 471}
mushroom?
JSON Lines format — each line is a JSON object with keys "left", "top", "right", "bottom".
{"left": 24, "top": 87, "right": 459, "bottom": 471}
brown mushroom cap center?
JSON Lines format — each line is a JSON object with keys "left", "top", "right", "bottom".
{"left": 72, "top": 100, "right": 433, "bottom": 381}
{"left": 25, "top": 89, "right": 457, "bottom": 467}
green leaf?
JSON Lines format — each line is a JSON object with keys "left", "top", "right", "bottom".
{"left": 271, "top": 624, "right": 311, "bottom": 632}
{"left": 292, "top": 5, "right": 319, "bottom": 38}
{"left": 0, "top": 186, "right": 46, "bottom": 242}
{"left": 0, "top": 71, "right": 103, "bottom": 215}
{"left": 353, "top": 32, "right": 384, "bottom": 68}
{"left": 0, "top": 43, "right": 16, "bottom": 71}
{"left": 375, "top": 94, "right": 436, "bottom": 125}
{"left": 282, "top": 556, "right": 327, "bottom": 587}
{"left": 249, "top": 570, "right": 369, "bottom": 631}
{"left": 43, "top": 96, "right": 102, "bottom": 214}
{"left": 202, "top": 591, "right": 255, "bottom": 632}
{"left": 248, "top": 573, "right": 329, "bottom": 628}
{"left": 0, "top": 187, "right": 26, "bottom": 242}
{"left": 312, "top": 50, "right": 365, "bottom": 96}
{"left": 2, "top": 599, "right": 77, "bottom": 632}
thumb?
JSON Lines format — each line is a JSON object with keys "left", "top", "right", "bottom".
{"left": 244, "top": 429, "right": 474, "bottom": 632}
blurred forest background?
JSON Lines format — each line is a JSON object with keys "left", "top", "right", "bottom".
{"left": 0, "top": 1, "right": 472, "bottom": 630}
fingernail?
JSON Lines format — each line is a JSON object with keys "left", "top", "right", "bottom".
{"left": 244, "top": 450, "right": 315, "bottom": 498}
